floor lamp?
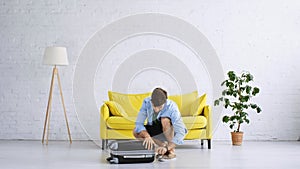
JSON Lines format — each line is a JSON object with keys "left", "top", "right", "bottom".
{"left": 42, "top": 46, "right": 72, "bottom": 144}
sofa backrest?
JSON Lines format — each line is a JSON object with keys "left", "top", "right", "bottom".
{"left": 168, "top": 91, "right": 198, "bottom": 116}
{"left": 107, "top": 90, "right": 206, "bottom": 117}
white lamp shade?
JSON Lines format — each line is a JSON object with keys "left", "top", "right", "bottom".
{"left": 43, "top": 47, "right": 69, "bottom": 66}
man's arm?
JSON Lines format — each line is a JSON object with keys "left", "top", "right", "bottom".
{"left": 171, "top": 116, "right": 187, "bottom": 145}
{"left": 134, "top": 99, "right": 155, "bottom": 150}
{"left": 134, "top": 99, "right": 148, "bottom": 133}
{"left": 169, "top": 104, "right": 187, "bottom": 145}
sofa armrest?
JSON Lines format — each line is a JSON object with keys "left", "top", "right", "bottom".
{"left": 101, "top": 103, "right": 110, "bottom": 121}
{"left": 203, "top": 105, "right": 212, "bottom": 139}
{"left": 100, "top": 103, "right": 110, "bottom": 139}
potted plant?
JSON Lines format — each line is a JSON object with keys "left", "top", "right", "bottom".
{"left": 214, "top": 71, "right": 262, "bottom": 145}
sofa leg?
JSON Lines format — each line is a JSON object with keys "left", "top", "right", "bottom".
{"left": 207, "top": 139, "right": 211, "bottom": 149}
{"left": 102, "top": 139, "right": 107, "bottom": 150}
{"left": 200, "top": 139, "right": 204, "bottom": 146}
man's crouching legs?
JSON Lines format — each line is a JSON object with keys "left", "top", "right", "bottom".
{"left": 160, "top": 117, "right": 176, "bottom": 156}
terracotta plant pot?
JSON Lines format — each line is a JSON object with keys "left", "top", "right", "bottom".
{"left": 231, "top": 132, "right": 243, "bottom": 146}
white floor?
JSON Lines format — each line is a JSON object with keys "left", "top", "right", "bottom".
{"left": 0, "top": 140, "right": 299, "bottom": 169}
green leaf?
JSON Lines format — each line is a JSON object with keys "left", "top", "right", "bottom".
{"left": 240, "top": 112, "right": 247, "bottom": 118}
{"left": 223, "top": 116, "right": 230, "bottom": 123}
{"left": 235, "top": 103, "right": 242, "bottom": 110}
{"left": 230, "top": 116, "right": 237, "bottom": 121}
{"left": 225, "top": 98, "right": 230, "bottom": 105}
{"left": 251, "top": 104, "right": 257, "bottom": 109}
{"left": 226, "top": 90, "right": 232, "bottom": 95}
{"left": 245, "top": 118, "right": 250, "bottom": 124}
{"left": 257, "top": 107, "right": 262, "bottom": 113}
{"left": 246, "top": 85, "right": 252, "bottom": 94}
{"left": 228, "top": 71, "right": 236, "bottom": 81}
{"left": 252, "top": 87, "right": 260, "bottom": 95}
{"left": 245, "top": 73, "right": 253, "bottom": 82}
{"left": 241, "top": 96, "right": 250, "bottom": 102}
{"left": 214, "top": 100, "right": 219, "bottom": 106}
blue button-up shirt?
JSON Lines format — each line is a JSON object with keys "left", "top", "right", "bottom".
{"left": 134, "top": 97, "right": 187, "bottom": 145}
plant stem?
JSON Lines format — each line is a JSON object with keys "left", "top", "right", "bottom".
{"left": 237, "top": 77, "right": 241, "bottom": 132}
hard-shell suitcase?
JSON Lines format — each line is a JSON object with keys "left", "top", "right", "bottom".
{"left": 106, "top": 140, "right": 155, "bottom": 164}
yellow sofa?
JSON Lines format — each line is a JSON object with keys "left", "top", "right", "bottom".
{"left": 100, "top": 91, "right": 212, "bottom": 149}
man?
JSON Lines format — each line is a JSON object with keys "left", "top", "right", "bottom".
{"left": 133, "top": 88, "right": 187, "bottom": 160}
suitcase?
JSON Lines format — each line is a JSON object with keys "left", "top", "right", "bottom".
{"left": 106, "top": 140, "right": 155, "bottom": 164}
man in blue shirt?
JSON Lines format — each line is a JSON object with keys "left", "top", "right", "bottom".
{"left": 133, "top": 88, "right": 187, "bottom": 160}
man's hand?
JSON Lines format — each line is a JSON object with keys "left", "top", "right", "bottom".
{"left": 156, "top": 146, "right": 168, "bottom": 155}
{"left": 143, "top": 137, "right": 155, "bottom": 150}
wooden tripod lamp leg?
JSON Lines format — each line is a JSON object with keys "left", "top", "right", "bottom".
{"left": 42, "top": 67, "right": 56, "bottom": 144}
{"left": 56, "top": 69, "right": 72, "bottom": 144}
{"left": 42, "top": 66, "right": 72, "bottom": 144}
{"left": 46, "top": 106, "right": 51, "bottom": 145}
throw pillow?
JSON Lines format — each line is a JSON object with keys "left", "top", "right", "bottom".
{"left": 190, "top": 93, "right": 207, "bottom": 116}
{"left": 108, "top": 91, "right": 151, "bottom": 116}
{"left": 105, "top": 101, "right": 128, "bottom": 117}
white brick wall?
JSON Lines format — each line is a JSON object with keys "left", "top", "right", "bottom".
{"left": 0, "top": 0, "right": 300, "bottom": 141}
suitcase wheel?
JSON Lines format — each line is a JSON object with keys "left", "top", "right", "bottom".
{"left": 106, "top": 156, "right": 119, "bottom": 164}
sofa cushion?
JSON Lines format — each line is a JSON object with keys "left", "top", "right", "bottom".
{"left": 106, "top": 116, "right": 136, "bottom": 129}
{"left": 108, "top": 91, "right": 151, "bottom": 117}
{"left": 190, "top": 93, "right": 207, "bottom": 116}
{"left": 182, "top": 116, "right": 207, "bottom": 129}
{"left": 105, "top": 101, "right": 128, "bottom": 117}
{"left": 169, "top": 91, "right": 198, "bottom": 116}
{"left": 106, "top": 116, "right": 207, "bottom": 130}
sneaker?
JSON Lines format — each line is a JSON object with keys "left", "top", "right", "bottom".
{"left": 158, "top": 153, "right": 176, "bottom": 162}
{"left": 156, "top": 154, "right": 163, "bottom": 161}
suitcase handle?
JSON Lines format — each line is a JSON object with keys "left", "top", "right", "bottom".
{"left": 124, "top": 155, "right": 152, "bottom": 159}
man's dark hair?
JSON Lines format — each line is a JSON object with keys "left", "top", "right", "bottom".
{"left": 151, "top": 88, "right": 167, "bottom": 107}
